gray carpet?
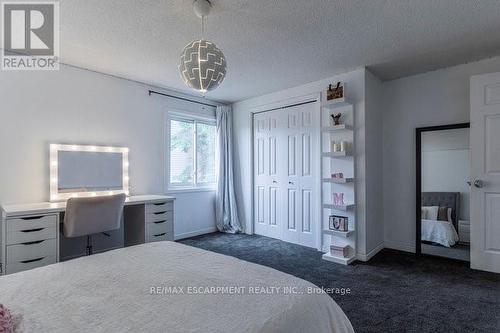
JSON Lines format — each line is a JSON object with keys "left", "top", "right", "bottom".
{"left": 180, "top": 233, "right": 500, "bottom": 333}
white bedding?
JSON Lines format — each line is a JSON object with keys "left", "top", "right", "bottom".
{"left": 0, "top": 241, "right": 353, "bottom": 333}
{"left": 421, "top": 219, "right": 459, "bottom": 247}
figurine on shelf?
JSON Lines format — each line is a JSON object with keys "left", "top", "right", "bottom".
{"left": 326, "top": 82, "right": 344, "bottom": 101}
{"left": 333, "top": 193, "right": 345, "bottom": 206}
{"left": 330, "top": 113, "right": 342, "bottom": 126}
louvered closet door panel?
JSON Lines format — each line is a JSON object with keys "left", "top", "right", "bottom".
{"left": 254, "top": 110, "right": 283, "bottom": 240}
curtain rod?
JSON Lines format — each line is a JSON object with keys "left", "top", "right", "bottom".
{"left": 254, "top": 99, "right": 318, "bottom": 114}
{"left": 148, "top": 90, "right": 218, "bottom": 108}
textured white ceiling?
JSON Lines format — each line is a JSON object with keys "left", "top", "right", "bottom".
{"left": 60, "top": 0, "right": 500, "bottom": 102}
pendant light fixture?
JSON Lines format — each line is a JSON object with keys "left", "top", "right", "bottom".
{"left": 179, "top": 0, "right": 227, "bottom": 94}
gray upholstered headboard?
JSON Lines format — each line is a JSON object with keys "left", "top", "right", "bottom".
{"left": 421, "top": 192, "right": 460, "bottom": 230}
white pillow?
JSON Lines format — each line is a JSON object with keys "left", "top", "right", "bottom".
{"left": 422, "top": 206, "right": 439, "bottom": 220}
{"left": 421, "top": 207, "right": 427, "bottom": 219}
{"left": 447, "top": 208, "right": 453, "bottom": 223}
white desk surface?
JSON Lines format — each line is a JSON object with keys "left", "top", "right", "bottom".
{"left": 1, "top": 195, "right": 175, "bottom": 217}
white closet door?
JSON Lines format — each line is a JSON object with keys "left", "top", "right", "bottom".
{"left": 470, "top": 72, "right": 500, "bottom": 273}
{"left": 254, "top": 110, "right": 282, "bottom": 240}
{"left": 254, "top": 102, "right": 318, "bottom": 249}
{"left": 281, "top": 104, "right": 318, "bottom": 248}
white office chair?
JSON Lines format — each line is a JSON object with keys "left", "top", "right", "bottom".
{"left": 63, "top": 194, "right": 126, "bottom": 256}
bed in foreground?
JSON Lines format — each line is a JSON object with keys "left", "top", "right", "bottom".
{"left": 0, "top": 241, "right": 353, "bottom": 333}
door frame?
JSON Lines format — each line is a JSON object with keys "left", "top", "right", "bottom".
{"left": 250, "top": 93, "right": 322, "bottom": 250}
{"left": 415, "top": 122, "right": 470, "bottom": 255}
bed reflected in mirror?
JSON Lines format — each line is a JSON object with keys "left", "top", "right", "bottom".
{"left": 417, "top": 124, "right": 470, "bottom": 261}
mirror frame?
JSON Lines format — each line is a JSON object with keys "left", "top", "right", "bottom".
{"left": 415, "top": 123, "right": 470, "bottom": 255}
{"left": 49, "top": 144, "right": 129, "bottom": 201}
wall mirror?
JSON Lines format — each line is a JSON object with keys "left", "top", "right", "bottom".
{"left": 416, "top": 123, "right": 470, "bottom": 261}
{"left": 50, "top": 144, "right": 129, "bottom": 201}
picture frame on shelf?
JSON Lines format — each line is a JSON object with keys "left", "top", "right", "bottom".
{"left": 326, "top": 82, "right": 344, "bottom": 101}
{"left": 329, "top": 215, "right": 349, "bottom": 231}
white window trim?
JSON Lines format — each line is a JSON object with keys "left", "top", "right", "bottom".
{"left": 165, "top": 110, "right": 217, "bottom": 193}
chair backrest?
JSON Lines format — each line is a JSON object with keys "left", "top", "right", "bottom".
{"left": 63, "top": 194, "right": 126, "bottom": 238}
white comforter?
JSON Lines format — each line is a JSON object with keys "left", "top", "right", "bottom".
{"left": 421, "top": 219, "right": 459, "bottom": 247}
{"left": 0, "top": 241, "right": 353, "bottom": 333}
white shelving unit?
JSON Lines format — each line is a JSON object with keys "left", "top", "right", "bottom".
{"left": 322, "top": 177, "right": 354, "bottom": 184}
{"left": 321, "top": 151, "right": 351, "bottom": 158}
{"left": 320, "top": 91, "right": 357, "bottom": 265}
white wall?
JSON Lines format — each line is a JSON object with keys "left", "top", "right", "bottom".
{"left": 232, "top": 68, "right": 384, "bottom": 259}
{"left": 364, "top": 70, "right": 385, "bottom": 258}
{"left": 382, "top": 56, "right": 500, "bottom": 252}
{"left": 422, "top": 128, "right": 470, "bottom": 221}
{"left": 0, "top": 64, "right": 217, "bottom": 239}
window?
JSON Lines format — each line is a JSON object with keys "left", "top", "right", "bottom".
{"left": 168, "top": 115, "right": 216, "bottom": 190}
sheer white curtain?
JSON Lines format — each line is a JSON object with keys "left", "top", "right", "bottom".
{"left": 215, "top": 105, "right": 242, "bottom": 233}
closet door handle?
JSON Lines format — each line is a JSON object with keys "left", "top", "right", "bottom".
{"left": 272, "top": 180, "right": 277, "bottom": 184}
{"left": 473, "top": 179, "right": 484, "bottom": 188}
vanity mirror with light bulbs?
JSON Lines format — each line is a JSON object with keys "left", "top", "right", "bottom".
{"left": 49, "top": 144, "right": 130, "bottom": 201}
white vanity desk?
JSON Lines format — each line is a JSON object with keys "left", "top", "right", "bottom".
{"left": 0, "top": 195, "right": 175, "bottom": 275}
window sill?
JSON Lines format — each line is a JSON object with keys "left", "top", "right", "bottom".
{"left": 166, "top": 187, "right": 216, "bottom": 194}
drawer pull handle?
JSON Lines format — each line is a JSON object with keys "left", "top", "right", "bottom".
{"left": 154, "top": 233, "right": 166, "bottom": 237}
{"left": 153, "top": 203, "right": 166, "bottom": 206}
{"left": 154, "top": 220, "right": 166, "bottom": 224}
{"left": 154, "top": 211, "right": 167, "bottom": 215}
{"left": 20, "top": 257, "right": 45, "bottom": 264}
{"left": 22, "top": 240, "right": 44, "bottom": 245}
{"left": 21, "top": 216, "right": 44, "bottom": 220}
{"left": 21, "top": 228, "right": 45, "bottom": 233}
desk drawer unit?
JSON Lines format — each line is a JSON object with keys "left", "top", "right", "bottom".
{"left": 146, "top": 201, "right": 173, "bottom": 214}
{"left": 145, "top": 201, "right": 174, "bottom": 242}
{"left": 3, "top": 215, "right": 58, "bottom": 275}
{"left": 7, "top": 215, "right": 57, "bottom": 232}
{"left": 146, "top": 231, "right": 173, "bottom": 243}
{"left": 6, "top": 256, "right": 57, "bottom": 275}
{"left": 6, "top": 239, "right": 57, "bottom": 274}
{"left": 146, "top": 210, "right": 173, "bottom": 223}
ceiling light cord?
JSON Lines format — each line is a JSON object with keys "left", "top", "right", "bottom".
{"left": 201, "top": 15, "right": 205, "bottom": 40}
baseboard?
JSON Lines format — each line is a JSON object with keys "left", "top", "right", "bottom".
{"left": 357, "top": 242, "right": 384, "bottom": 261}
{"left": 384, "top": 240, "right": 415, "bottom": 253}
{"left": 174, "top": 227, "right": 218, "bottom": 240}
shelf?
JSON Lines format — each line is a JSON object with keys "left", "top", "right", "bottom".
{"left": 322, "top": 252, "right": 356, "bottom": 265}
{"left": 322, "top": 98, "right": 351, "bottom": 109}
{"left": 321, "top": 124, "right": 353, "bottom": 132}
{"left": 322, "top": 177, "right": 354, "bottom": 184}
{"left": 323, "top": 203, "right": 355, "bottom": 211}
{"left": 322, "top": 151, "right": 351, "bottom": 158}
{"left": 323, "top": 229, "right": 355, "bottom": 237}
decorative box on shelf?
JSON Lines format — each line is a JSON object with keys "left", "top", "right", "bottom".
{"left": 330, "top": 244, "right": 350, "bottom": 258}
